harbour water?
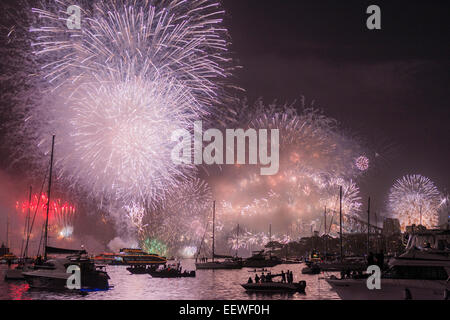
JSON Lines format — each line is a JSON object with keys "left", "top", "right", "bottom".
{"left": 0, "top": 260, "right": 340, "bottom": 300}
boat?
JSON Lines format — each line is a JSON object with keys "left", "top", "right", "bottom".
{"left": 314, "top": 257, "right": 367, "bottom": 272}
{"left": 281, "top": 258, "right": 302, "bottom": 264}
{"left": 248, "top": 268, "right": 269, "bottom": 273}
{"left": 301, "top": 264, "right": 321, "bottom": 275}
{"left": 93, "top": 248, "right": 167, "bottom": 266}
{"left": 242, "top": 250, "right": 282, "bottom": 268}
{"left": 23, "top": 249, "right": 110, "bottom": 291}
{"left": 4, "top": 261, "right": 33, "bottom": 280}
{"left": 1, "top": 253, "right": 18, "bottom": 265}
{"left": 119, "top": 248, "right": 167, "bottom": 265}
{"left": 126, "top": 265, "right": 156, "bottom": 274}
{"left": 195, "top": 201, "right": 243, "bottom": 270}
{"left": 242, "top": 281, "right": 306, "bottom": 293}
{"left": 149, "top": 264, "right": 196, "bottom": 278}
{"left": 196, "top": 257, "right": 242, "bottom": 270}
{"left": 326, "top": 228, "right": 450, "bottom": 300}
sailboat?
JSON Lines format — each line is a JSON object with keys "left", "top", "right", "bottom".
{"left": 195, "top": 201, "right": 242, "bottom": 270}
{"left": 4, "top": 187, "right": 35, "bottom": 280}
{"left": 21, "top": 136, "right": 110, "bottom": 291}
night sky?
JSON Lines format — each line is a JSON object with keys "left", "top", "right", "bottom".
{"left": 221, "top": 0, "right": 450, "bottom": 211}
{"left": 0, "top": 0, "right": 449, "bottom": 233}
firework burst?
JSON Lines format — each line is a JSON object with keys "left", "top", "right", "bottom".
{"left": 16, "top": 193, "right": 77, "bottom": 239}
{"left": 5, "top": 0, "right": 234, "bottom": 210}
{"left": 388, "top": 174, "right": 443, "bottom": 230}
{"left": 209, "top": 101, "right": 368, "bottom": 250}
{"left": 140, "top": 178, "right": 213, "bottom": 255}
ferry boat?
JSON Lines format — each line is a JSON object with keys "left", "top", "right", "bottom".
{"left": 0, "top": 253, "right": 18, "bottom": 264}
{"left": 94, "top": 248, "right": 167, "bottom": 266}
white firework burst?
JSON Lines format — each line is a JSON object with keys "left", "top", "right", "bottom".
{"left": 389, "top": 174, "right": 443, "bottom": 230}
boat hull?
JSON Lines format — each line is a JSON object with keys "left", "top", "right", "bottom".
{"left": 149, "top": 271, "right": 196, "bottom": 278}
{"left": 23, "top": 271, "right": 109, "bottom": 291}
{"left": 242, "top": 260, "right": 281, "bottom": 268}
{"left": 195, "top": 262, "right": 242, "bottom": 270}
{"left": 4, "top": 269, "right": 26, "bottom": 280}
{"left": 318, "top": 262, "right": 366, "bottom": 271}
{"left": 242, "top": 281, "right": 306, "bottom": 293}
{"left": 126, "top": 267, "right": 150, "bottom": 274}
{"left": 326, "top": 278, "right": 449, "bottom": 300}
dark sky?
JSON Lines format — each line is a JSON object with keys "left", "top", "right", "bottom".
{"left": 221, "top": 0, "right": 450, "bottom": 211}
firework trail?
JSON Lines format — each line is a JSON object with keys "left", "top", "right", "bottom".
{"left": 388, "top": 174, "right": 443, "bottom": 230}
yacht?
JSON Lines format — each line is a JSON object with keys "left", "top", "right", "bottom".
{"left": 243, "top": 250, "right": 282, "bottom": 268}
{"left": 326, "top": 228, "right": 450, "bottom": 300}
{"left": 196, "top": 256, "right": 243, "bottom": 270}
{"left": 23, "top": 253, "right": 110, "bottom": 291}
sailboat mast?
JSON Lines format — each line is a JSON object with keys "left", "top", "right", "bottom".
{"left": 367, "top": 197, "right": 371, "bottom": 258}
{"left": 324, "top": 206, "right": 327, "bottom": 259}
{"left": 6, "top": 212, "right": 9, "bottom": 249}
{"left": 339, "top": 186, "right": 343, "bottom": 262}
{"left": 22, "top": 186, "right": 32, "bottom": 259}
{"left": 44, "top": 135, "right": 55, "bottom": 260}
{"left": 236, "top": 224, "right": 239, "bottom": 257}
{"left": 269, "top": 223, "right": 272, "bottom": 258}
{"left": 212, "top": 200, "right": 215, "bottom": 263}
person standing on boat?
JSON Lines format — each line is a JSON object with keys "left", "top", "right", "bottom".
{"left": 255, "top": 274, "right": 260, "bottom": 283}
{"left": 261, "top": 273, "right": 266, "bottom": 283}
{"left": 281, "top": 270, "right": 286, "bottom": 283}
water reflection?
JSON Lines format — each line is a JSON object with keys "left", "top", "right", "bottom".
{"left": 0, "top": 261, "right": 340, "bottom": 300}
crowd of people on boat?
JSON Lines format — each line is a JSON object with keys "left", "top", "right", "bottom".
{"left": 248, "top": 270, "right": 295, "bottom": 284}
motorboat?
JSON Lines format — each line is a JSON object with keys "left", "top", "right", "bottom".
{"left": 149, "top": 267, "right": 196, "bottom": 278}
{"left": 326, "top": 228, "right": 450, "bottom": 300}
{"left": 242, "top": 250, "right": 282, "bottom": 268}
{"left": 126, "top": 265, "right": 155, "bottom": 274}
{"left": 302, "top": 264, "right": 321, "bottom": 275}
